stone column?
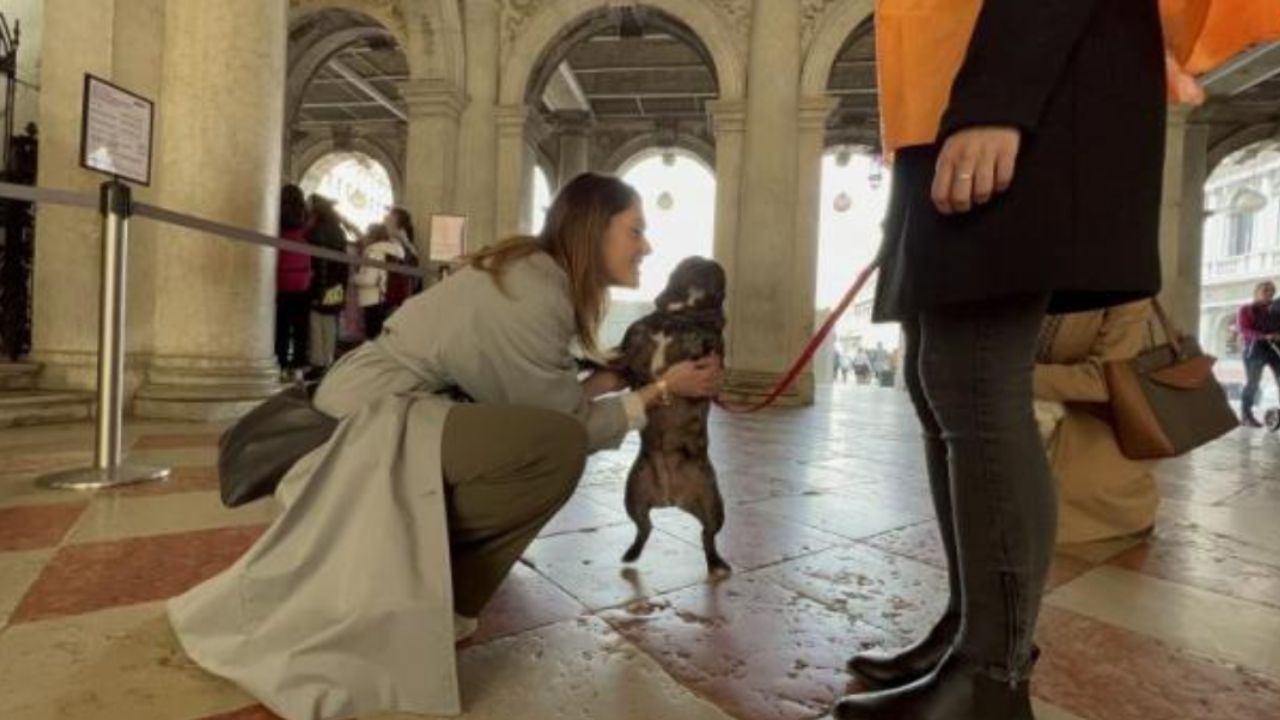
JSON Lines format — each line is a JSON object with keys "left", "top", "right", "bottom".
{"left": 132, "top": 0, "right": 286, "bottom": 420}
{"left": 709, "top": 101, "right": 747, "bottom": 283}
{"left": 402, "top": 78, "right": 468, "bottom": 258}
{"left": 1159, "top": 106, "right": 1210, "bottom": 335}
{"left": 457, "top": 0, "right": 501, "bottom": 249}
{"left": 495, "top": 104, "right": 534, "bottom": 237}
{"left": 30, "top": 0, "right": 165, "bottom": 394}
{"left": 553, "top": 110, "right": 593, "bottom": 188}
{"left": 721, "top": 0, "right": 805, "bottom": 406}
{"left": 789, "top": 96, "right": 839, "bottom": 403}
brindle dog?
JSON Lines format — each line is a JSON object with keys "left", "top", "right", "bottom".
{"left": 614, "top": 256, "right": 730, "bottom": 576}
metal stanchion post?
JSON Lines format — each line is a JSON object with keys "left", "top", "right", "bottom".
{"left": 36, "top": 180, "right": 169, "bottom": 490}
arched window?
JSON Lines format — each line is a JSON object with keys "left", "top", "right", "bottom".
{"left": 530, "top": 164, "right": 553, "bottom": 235}
{"left": 300, "top": 152, "right": 395, "bottom": 232}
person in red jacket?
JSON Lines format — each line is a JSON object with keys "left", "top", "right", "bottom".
{"left": 275, "top": 185, "right": 312, "bottom": 378}
{"left": 1238, "top": 280, "right": 1280, "bottom": 427}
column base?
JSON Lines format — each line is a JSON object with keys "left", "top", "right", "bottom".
{"left": 28, "top": 349, "right": 149, "bottom": 399}
{"left": 133, "top": 357, "right": 279, "bottom": 422}
{"left": 720, "top": 368, "right": 815, "bottom": 407}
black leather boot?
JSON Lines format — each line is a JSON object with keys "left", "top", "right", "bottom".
{"left": 846, "top": 613, "right": 958, "bottom": 689}
{"left": 833, "top": 652, "right": 1036, "bottom": 720}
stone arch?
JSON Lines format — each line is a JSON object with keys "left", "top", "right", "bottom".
{"left": 292, "top": 136, "right": 405, "bottom": 201}
{"left": 1209, "top": 123, "right": 1280, "bottom": 175}
{"left": 800, "top": 0, "right": 875, "bottom": 97}
{"left": 498, "top": 0, "right": 746, "bottom": 106}
{"left": 286, "top": 7, "right": 406, "bottom": 131}
{"left": 290, "top": 0, "right": 409, "bottom": 47}
{"left": 606, "top": 136, "right": 716, "bottom": 177}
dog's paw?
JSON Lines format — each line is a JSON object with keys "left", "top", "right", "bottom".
{"left": 708, "top": 559, "right": 733, "bottom": 579}
{"left": 622, "top": 546, "right": 643, "bottom": 564}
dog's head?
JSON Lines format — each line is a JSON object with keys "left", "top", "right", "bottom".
{"left": 654, "top": 256, "right": 726, "bottom": 314}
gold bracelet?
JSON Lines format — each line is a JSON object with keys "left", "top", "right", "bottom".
{"left": 656, "top": 379, "right": 672, "bottom": 406}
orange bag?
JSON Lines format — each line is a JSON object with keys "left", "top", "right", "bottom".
{"left": 1162, "top": 0, "right": 1280, "bottom": 103}
{"left": 878, "top": 0, "right": 1280, "bottom": 153}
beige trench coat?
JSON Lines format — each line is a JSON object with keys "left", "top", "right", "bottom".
{"left": 1034, "top": 300, "right": 1160, "bottom": 545}
{"left": 169, "top": 253, "right": 632, "bottom": 719}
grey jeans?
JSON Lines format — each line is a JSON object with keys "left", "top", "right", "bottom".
{"left": 901, "top": 294, "right": 1055, "bottom": 681}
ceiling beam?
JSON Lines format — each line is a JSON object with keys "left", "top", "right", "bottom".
{"left": 1202, "top": 41, "right": 1280, "bottom": 97}
{"left": 326, "top": 57, "right": 408, "bottom": 122}
{"left": 542, "top": 62, "right": 593, "bottom": 113}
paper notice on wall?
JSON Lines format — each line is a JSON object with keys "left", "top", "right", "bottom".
{"left": 80, "top": 75, "right": 154, "bottom": 186}
{"left": 429, "top": 214, "right": 467, "bottom": 261}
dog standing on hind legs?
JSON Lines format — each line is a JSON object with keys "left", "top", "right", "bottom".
{"left": 614, "top": 256, "right": 731, "bottom": 577}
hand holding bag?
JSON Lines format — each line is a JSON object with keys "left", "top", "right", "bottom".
{"left": 1103, "top": 300, "right": 1237, "bottom": 459}
{"left": 218, "top": 382, "right": 338, "bottom": 507}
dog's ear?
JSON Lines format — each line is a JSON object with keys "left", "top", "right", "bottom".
{"left": 705, "top": 262, "right": 727, "bottom": 307}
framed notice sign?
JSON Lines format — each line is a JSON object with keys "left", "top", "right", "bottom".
{"left": 429, "top": 214, "right": 467, "bottom": 262}
{"left": 79, "top": 74, "right": 155, "bottom": 186}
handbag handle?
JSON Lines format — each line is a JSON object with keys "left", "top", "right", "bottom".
{"left": 1150, "top": 298, "right": 1184, "bottom": 357}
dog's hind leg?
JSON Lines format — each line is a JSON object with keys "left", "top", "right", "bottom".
{"left": 622, "top": 461, "right": 655, "bottom": 563}
{"left": 684, "top": 465, "right": 731, "bottom": 577}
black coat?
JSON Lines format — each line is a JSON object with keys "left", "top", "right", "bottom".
{"left": 873, "top": 0, "right": 1168, "bottom": 322}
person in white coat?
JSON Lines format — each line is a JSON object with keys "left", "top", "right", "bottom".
{"left": 353, "top": 223, "right": 406, "bottom": 339}
{"left": 167, "top": 173, "right": 723, "bottom": 720}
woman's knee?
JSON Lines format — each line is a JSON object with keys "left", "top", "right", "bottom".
{"left": 537, "top": 409, "right": 586, "bottom": 491}
{"left": 522, "top": 409, "right": 589, "bottom": 499}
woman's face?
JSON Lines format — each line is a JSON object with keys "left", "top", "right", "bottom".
{"left": 601, "top": 202, "right": 651, "bottom": 289}
{"left": 1259, "top": 284, "right": 1277, "bottom": 304}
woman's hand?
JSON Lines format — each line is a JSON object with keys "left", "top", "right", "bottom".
{"left": 932, "top": 127, "right": 1021, "bottom": 215}
{"left": 661, "top": 354, "right": 724, "bottom": 399}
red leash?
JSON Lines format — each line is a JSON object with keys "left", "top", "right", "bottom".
{"left": 714, "top": 261, "right": 880, "bottom": 414}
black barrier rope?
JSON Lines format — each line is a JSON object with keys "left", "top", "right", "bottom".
{"left": 0, "top": 180, "right": 430, "bottom": 279}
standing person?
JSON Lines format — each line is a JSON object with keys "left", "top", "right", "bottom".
{"left": 274, "top": 185, "right": 311, "bottom": 379}
{"left": 835, "top": 2, "right": 1167, "bottom": 718}
{"left": 353, "top": 223, "right": 405, "bottom": 340}
{"left": 306, "top": 195, "right": 349, "bottom": 376}
{"left": 168, "top": 174, "right": 723, "bottom": 719}
{"left": 384, "top": 206, "right": 422, "bottom": 310}
{"left": 1238, "top": 280, "right": 1280, "bottom": 428}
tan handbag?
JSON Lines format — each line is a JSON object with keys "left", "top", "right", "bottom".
{"left": 1103, "top": 300, "right": 1238, "bottom": 460}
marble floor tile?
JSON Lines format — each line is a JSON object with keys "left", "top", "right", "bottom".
{"left": 0, "top": 548, "right": 54, "bottom": 625}
{"left": 1158, "top": 499, "right": 1280, "bottom": 559}
{"left": 467, "top": 561, "right": 587, "bottom": 646}
{"left": 110, "top": 465, "right": 221, "bottom": 497}
{"left": 761, "top": 543, "right": 949, "bottom": 642}
{"left": 1031, "top": 699, "right": 1088, "bottom": 720}
{"left": 65, "top": 491, "right": 278, "bottom": 544}
{"left": 451, "top": 616, "right": 735, "bottom": 720}
{"left": 538, "top": 492, "right": 629, "bottom": 537}
{"left": 0, "top": 502, "right": 88, "bottom": 551}
{"left": 1046, "top": 566, "right": 1280, "bottom": 679}
{"left": 11, "top": 525, "right": 265, "bottom": 624}
{"left": 1110, "top": 518, "right": 1280, "bottom": 611}
{"left": 1034, "top": 605, "right": 1280, "bottom": 720}
{"left": 130, "top": 432, "right": 222, "bottom": 450}
{"left": 522, "top": 523, "right": 711, "bottom": 610}
{"left": 601, "top": 571, "right": 899, "bottom": 720}
{"left": 125, "top": 445, "right": 220, "bottom": 468}
{"left": 745, "top": 491, "right": 929, "bottom": 542}
{"left": 0, "top": 602, "right": 254, "bottom": 720}
{"left": 860, "top": 521, "right": 947, "bottom": 569}
{"left": 196, "top": 707, "right": 280, "bottom": 720}
{"left": 657, "top": 505, "right": 850, "bottom": 572}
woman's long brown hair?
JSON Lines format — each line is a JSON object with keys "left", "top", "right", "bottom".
{"left": 467, "top": 173, "right": 640, "bottom": 355}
